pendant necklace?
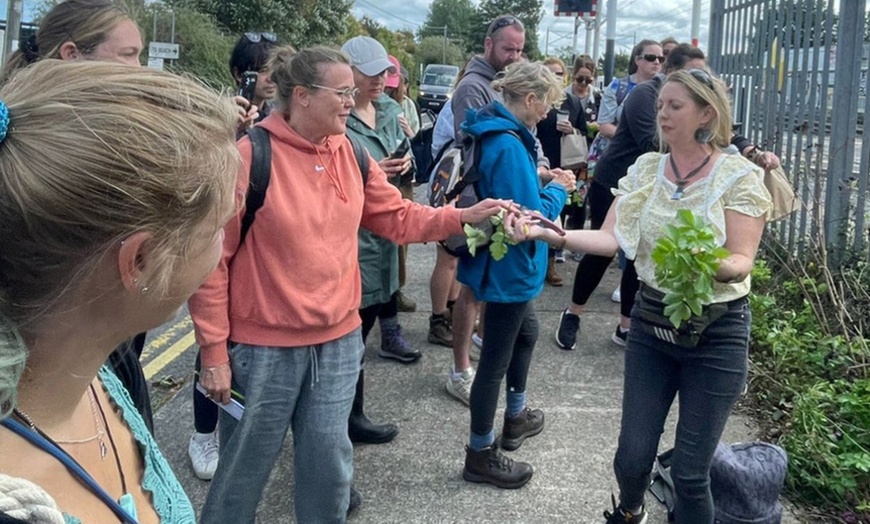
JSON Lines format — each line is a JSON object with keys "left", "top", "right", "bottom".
{"left": 669, "top": 151, "right": 712, "bottom": 200}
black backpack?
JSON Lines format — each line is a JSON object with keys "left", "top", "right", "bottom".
{"left": 649, "top": 441, "right": 788, "bottom": 524}
{"left": 239, "top": 126, "right": 370, "bottom": 244}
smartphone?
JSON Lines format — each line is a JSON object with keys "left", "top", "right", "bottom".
{"left": 196, "top": 383, "right": 245, "bottom": 421}
{"left": 389, "top": 141, "right": 411, "bottom": 160}
{"left": 238, "top": 71, "right": 258, "bottom": 103}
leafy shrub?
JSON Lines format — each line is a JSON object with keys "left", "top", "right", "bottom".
{"left": 749, "top": 241, "right": 870, "bottom": 520}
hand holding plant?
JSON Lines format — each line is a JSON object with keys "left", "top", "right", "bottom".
{"left": 651, "top": 209, "right": 730, "bottom": 328}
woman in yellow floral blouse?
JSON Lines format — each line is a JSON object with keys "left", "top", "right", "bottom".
{"left": 508, "top": 69, "right": 772, "bottom": 524}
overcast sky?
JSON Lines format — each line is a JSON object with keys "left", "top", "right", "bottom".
{"left": 351, "top": 0, "right": 712, "bottom": 57}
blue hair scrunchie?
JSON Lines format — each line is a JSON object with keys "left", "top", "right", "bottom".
{"left": 0, "top": 101, "right": 8, "bottom": 143}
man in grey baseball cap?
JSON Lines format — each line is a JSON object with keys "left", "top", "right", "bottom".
{"left": 341, "top": 36, "right": 397, "bottom": 77}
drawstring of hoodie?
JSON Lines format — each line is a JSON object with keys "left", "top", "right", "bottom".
{"left": 308, "top": 346, "right": 320, "bottom": 389}
{"left": 315, "top": 139, "right": 348, "bottom": 202}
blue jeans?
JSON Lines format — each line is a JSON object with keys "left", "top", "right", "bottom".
{"left": 200, "top": 329, "right": 363, "bottom": 524}
{"left": 614, "top": 298, "right": 750, "bottom": 524}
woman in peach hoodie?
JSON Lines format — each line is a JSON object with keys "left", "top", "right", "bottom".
{"left": 189, "top": 46, "right": 506, "bottom": 524}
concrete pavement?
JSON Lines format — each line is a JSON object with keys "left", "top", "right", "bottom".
{"left": 153, "top": 189, "right": 800, "bottom": 523}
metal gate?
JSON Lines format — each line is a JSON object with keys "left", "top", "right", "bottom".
{"left": 708, "top": 0, "right": 868, "bottom": 260}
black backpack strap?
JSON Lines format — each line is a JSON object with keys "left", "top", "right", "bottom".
{"left": 348, "top": 135, "right": 370, "bottom": 185}
{"left": 240, "top": 126, "right": 272, "bottom": 245}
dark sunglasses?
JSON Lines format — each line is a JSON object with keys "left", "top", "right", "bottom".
{"left": 487, "top": 15, "right": 525, "bottom": 37}
{"left": 244, "top": 32, "right": 278, "bottom": 43}
{"left": 641, "top": 53, "right": 666, "bottom": 63}
{"left": 687, "top": 68, "right": 714, "bottom": 88}
{"left": 574, "top": 76, "right": 593, "bottom": 84}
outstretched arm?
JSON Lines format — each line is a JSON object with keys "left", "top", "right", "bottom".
{"left": 505, "top": 196, "right": 620, "bottom": 257}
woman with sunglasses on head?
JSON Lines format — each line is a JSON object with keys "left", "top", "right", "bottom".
{"left": 0, "top": 58, "right": 238, "bottom": 524}
{"left": 189, "top": 45, "right": 506, "bottom": 523}
{"left": 507, "top": 67, "right": 771, "bottom": 524}
{"left": 186, "top": 31, "right": 282, "bottom": 483}
{"left": 231, "top": 32, "right": 279, "bottom": 124}
{"left": 536, "top": 56, "right": 588, "bottom": 286}
{"left": 555, "top": 44, "right": 703, "bottom": 353}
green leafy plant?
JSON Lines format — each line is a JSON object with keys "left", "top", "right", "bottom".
{"left": 464, "top": 209, "right": 517, "bottom": 260}
{"left": 651, "top": 209, "right": 730, "bottom": 328}
{"left": 746, "top": 242, "right": 870, "bottom": 520}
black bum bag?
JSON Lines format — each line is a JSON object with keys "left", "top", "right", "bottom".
{"left": 634, "top": 284, "right": 747, "bottom": 349}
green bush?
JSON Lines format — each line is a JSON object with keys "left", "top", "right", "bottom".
{"left": 749, "top": 248, "right": 870, "bottom": 519}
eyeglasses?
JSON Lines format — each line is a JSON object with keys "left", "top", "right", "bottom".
{"left": 308, "top": 84, "right": 359, "bottom": 101}
{"left": 687, "top": 68, "right": 714, "bottom": 89}
{"left": 641, "top": 54, "right": 666, "bottom": 63}
{"left": 487, "top": 15, "right": 525, "bottom": 37}
{"left": 244, "top": 32, "right": 277, "bottom": 43}
{"left": 574, "top": 76, "right": 593, "bottom": 84}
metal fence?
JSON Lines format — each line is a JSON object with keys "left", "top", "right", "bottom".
{"left": 708, "top": 0, "right": 868, "bottom": 260}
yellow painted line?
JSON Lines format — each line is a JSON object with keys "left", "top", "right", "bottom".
{"left": 141, "top": 316, "right": 193, "bottom": 360}
{"left": 143, "top": 330, "right": 196, "bottom": 380}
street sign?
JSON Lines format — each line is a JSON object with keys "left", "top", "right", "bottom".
{"left": 555, "top": 0, "right": 596, "bottom": 17}
{"left": 148, "top": 42, "right": 179, "bottom": 60}
{"left": 147, "top": 57, "right": 164, "bottom": 70}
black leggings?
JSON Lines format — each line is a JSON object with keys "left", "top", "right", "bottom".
{"left": 570, "top": 180, "right": 639, "bottom": 316}
{"left": 469, "top": 301, "right": 538, "bottom": 436}
{"left": 571, "top": 180, "right": 616, "bottom": 306}
{"left": 193, "top": 350, "right": 219, "bottom": 434}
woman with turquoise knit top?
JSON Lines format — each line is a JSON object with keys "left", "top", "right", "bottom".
{"left": 508, "top": 69, "right": 772, "bottom": 523}
{"left": 458, "top": 61, "right": 575, "bottom": 490}
{"left": 0, "top": 60, "right": 237, "bottom": 523}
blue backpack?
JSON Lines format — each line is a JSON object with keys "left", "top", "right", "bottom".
{"left": 649, "top": 441, "right": 788, "bottom": 524}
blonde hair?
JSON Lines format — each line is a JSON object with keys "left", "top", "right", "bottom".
{"left": 542, "top": 56, "right": 567, "bottom": 86}
{"left": 491, "top": 61, "right": 565, "bottom": 109}
{"left": 661, "top": 69, "right": 733, "bottom": 149}
{"left": 1, "top": 0, "right": 131, "bottom": 84}
{"left": 0, "top": 60, "right": 239, "bottom": 417}
{"left": 269, "top": 46, "right": 343, "bottom": 113}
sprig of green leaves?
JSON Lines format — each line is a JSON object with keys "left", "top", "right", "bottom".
{"left": 464, "top": 209, "right": 518, "bottom": 261}
{"left": 651, "top": 209, "right": 730, "bottom": 328}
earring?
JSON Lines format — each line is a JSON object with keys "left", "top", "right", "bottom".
{"left": 694, "top": 127, "right": 712, "bottom": 144}
{"left": 140, "top": 286, "right": 149, "bottom": 295}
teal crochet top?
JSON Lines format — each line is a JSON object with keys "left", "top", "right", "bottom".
{"left": 62, "top": 367, "right": 195, "bottom": 523}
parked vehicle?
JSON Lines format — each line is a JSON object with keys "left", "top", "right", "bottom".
{"left": 417, "top": 64, "right": 459, "bottom": 114}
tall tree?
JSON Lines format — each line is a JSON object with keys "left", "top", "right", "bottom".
{"left": 182, "top": 0, "right": 352, "bottom": 47}
{"left": 419, "top": 0, "right": 477, "bottom": 54}
{"left": 474, "top": 0, "right": 544, "bottom": 59}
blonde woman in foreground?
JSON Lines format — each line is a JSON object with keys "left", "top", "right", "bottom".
{"left": 0, "top": 60, "right": 238, "bottom": 524}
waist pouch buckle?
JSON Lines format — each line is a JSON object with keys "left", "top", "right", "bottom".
{"left": 635, "top": 286, "right": 731, "bottom": 349}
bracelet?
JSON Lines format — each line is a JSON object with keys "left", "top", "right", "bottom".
{"left": 554, "top": 235, "right": 567, "bottom": 250}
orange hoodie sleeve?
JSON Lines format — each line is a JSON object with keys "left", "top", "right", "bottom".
{"left": 187, "top": 138, "right": 252, "bottom": 368}
{"left": 359, "top": 152, "right": 463, "bottom": 241}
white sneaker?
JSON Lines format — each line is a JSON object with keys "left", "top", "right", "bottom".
{"left": 611, "top": 285, "right": 621, "bottom": 303}
{"left": 470, "top": 333, "right": 483, "bottom": 361}
{"left": 446, "top": 367, "right": 475, "bottom": 406}
{"left": 188, "top": 431, "right": 219, "bottom": 480}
